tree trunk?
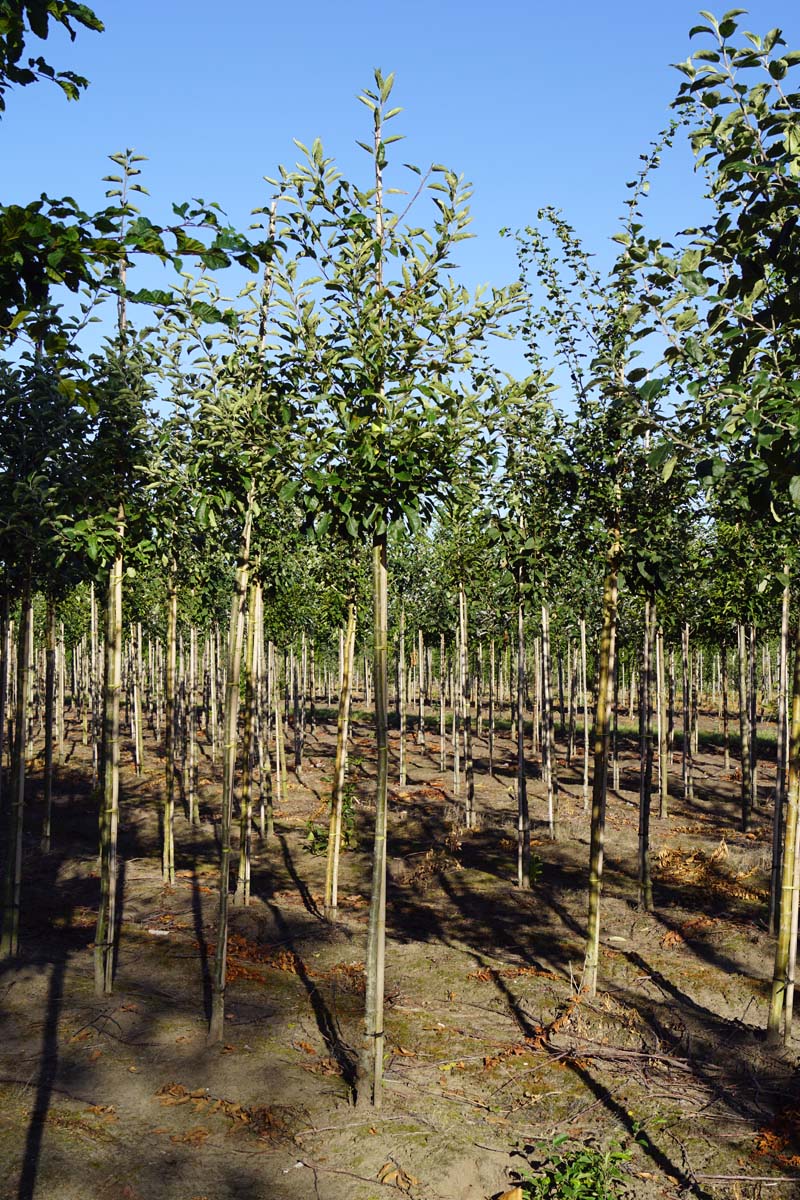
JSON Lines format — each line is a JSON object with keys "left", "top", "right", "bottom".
{"left": 749, "top": 624, "right": 758, "bottom": 813}
{"left": 770, "top": 580, "right": 791, "bottom": 936}
{"left": 95, "top": 529, "right": 124, "bottom": 995}
{"left": 0, "top": 588, "right": 32, "bottom": 958}
{"left": 682, "top": 624, "right": 693, "bottom": 803}
{"left": 459, "top": 582, "right": 474, "bottom": 829}
{"left": 0, "top": 594, "right": 8, "bottom": 822}
{"left": 767, "top": 614, "right": 800, "bottom": 1045}
{"left": 358, "top": 532, "right": 389, "bottom": 1107}
{"left": 580, "top": 618, "right": 590, "bottom": 813}
{"left": 41, "top": 598, "right": 56, "bottom": 852}
{"left": 234, "top": 583, "right": 258, "bottom": 907}
{"left": 721, "top": 641, "right": 730, "bottom": 773}
{"left": 583, "top": 550, "right": 619, "bottom": 997}
{"left": 738, "top": 623, "right": 752, "bottom": 832}
{"left": 163, "top": 577, "right": 178, "bottom": 884}
{"left": 398, "top": 604, "right": 406, "bottom": 786}
{"left": 209, "top": 500, "right": 253, "bottom": 1044}
{"left": 132, "top": 622, "right": 144, "bottom": 776}
{"left": 657, "top": 626, "right": 668, "bottom": 818}
{"left": 439, "top": 632, "right": 446, "bottom": 774}
{"left": 542, "top": 603, "right": 558, "bottom": 840}
{"left": 488, "top": 638, "right": 495, "bottom": 778}
{"left": 417, "top": 628, "right": 426, "bottom": 746}
{"left": 188, "top": 623, "right": 198, "bottom": 823}
{"left": 638, "top": 600, "right": 655, "bottom": 911}
{"left": 517, "top": 592, "right": 530, "bottom": 888}
{"left": 325, "top": 599, "right": 357, "bottom": 919}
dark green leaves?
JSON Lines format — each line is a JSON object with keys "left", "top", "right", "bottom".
{"left": 0, "top": 0, "right": 103, "bottom": 113}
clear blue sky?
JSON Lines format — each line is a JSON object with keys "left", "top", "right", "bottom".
{"left": 5, "top": 0, "right": 800, "bottom": 377}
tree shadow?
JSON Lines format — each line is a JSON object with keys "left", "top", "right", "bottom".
{"left": 9, "top": 848, "right": 92, "bottom": 1200}
{"left": 277, "top": 833, "right": 322, "bottom": 920}
{"left": 486, "top": 956, "right": 716, "bottom": 1199}
{"left": 16, "top": 950, "right": 68, "bottom": 1200}
{"left": 190, "top": 857, "right": 212, "bottom": 1023}
{"left": 265, "top": 898, "right": 356, "bottom": 1096}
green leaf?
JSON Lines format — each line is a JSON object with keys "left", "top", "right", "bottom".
{"left": 661, "top": 456, "right": 678, "bottom": 483}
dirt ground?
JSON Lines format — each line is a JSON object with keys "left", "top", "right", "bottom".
{"left": 2, "top": 697, "right": 800, "bottom": 1200}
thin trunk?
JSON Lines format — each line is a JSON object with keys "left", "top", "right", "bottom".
{"left": 738, "top": 623, "right": 752, "bottom": 832}
{"left": 488, "top": 638, "right": 495, "bottom": 778}
{"left": 638, "top": 601, "right": 655, "bottom": 911}
{"left": 0, "top": 595, "right": 8, "bottom": 820}
{"left": 767, "top": 615, "right": 800, "bottom": 1045}
{"left": 721, "top": 642, "right": 730, "bottom": 773}
{"left": 209, "top": 629, "right": 218, "bottom": 764}
{"left": 451, "top": 652, "right": 459, "bottom": 797}
{"left": 293, "top": 648, "right": 301, "bottom": 775}
{"left": 517, "top": 592, "right": 530, "bottom": 888}
{"left": 188, "top": 624, "right": 198, "bottom": 824}
{"left": 618, "top": 652, "right": 623, "bottom": 792}
{"left": 749, "top": 624, "right": 758, "bottom": 813}
{"left": 542, "top": 603, "right": 557, "bottom": 840}
{"left": 398, "top": 605, "right": 406, "bottom": 786}
{"left": 133, "top": 622, "right": 144, "bottom": 776}
{"left": 234, "top": 585, "right": 258, "bottom": 907}
{"left": 439, "top": 632, "right": 446, "bottom": 774}
{"left": 163, "top": 579, "right": 178, "bottom": 884}
{"left": 0, "top": 589, "right": 32, "bottom": 958}
{"left": 459, "top": 582, "right": 474, "bottom": 829}
{"left": 41, "top": 598, "right": 56, "bottom": 852}
{"left": 770, "top": 580, "right": 791, "bottom": 936}
{"left": 657, "top": 626, "right": 668, "bottom": 818}
{"left": 94, "top": 525, "right": 124, "bottom": 995}
{"left": 209, "top": 500, "right": 253, "bottom": 1044}
{"left": 417, "top": 628, "right": 425, "bottom": 746}
{"left": 254, "top": 588, "right": 272, "bottom": 839}
{"left": 580, "top": 618, "right": 589, "bottom": 813}
{"left": 682, "top": 625, "right": 693, "bottom": 803}
{"left": 358, "top": 533, "right": 389, "bottom": 1107}
{"left": 567, "top": 640, "right": 576, "bottom": 767}
{"left": 90, "top": 582, "right": 98, "bottom": 781}
{"left": 325, "top": 599, "right": 357, "bottom": 918}
{"left": 583, "top": 549, "right": 619, "bottom": 997}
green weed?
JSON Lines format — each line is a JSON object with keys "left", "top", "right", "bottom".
{"left": 518, "top": 1134, "right": 633, "bottom": 1199}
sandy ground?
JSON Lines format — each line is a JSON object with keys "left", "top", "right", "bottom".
{"left": 1, "top": 698, "right": 799, "bottom": 1200}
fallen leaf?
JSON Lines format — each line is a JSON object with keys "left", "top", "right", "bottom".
{"left": 378, "top": 1161, "right": 418, "bottom": 1190}
{"left": 496, "top": 1189, "right": 523, "bottom": 1200}
{"left": 170, "top": 1126, "right": 210, "bottom": 1146}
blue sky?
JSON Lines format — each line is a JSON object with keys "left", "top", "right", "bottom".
{"left": 5, "top": 0, "right": 800, "bottom": 381}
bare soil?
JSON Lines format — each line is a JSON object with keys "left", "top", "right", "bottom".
{"left": 2, "top": 700, "right": 799, "bottom": 1200}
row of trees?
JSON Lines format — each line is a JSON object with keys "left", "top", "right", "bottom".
{"left": 2, "top": 6, "right": 800, "bottom": 1097}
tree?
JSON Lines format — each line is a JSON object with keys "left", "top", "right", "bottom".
{"left": 0, "top": 0, "right": 103, "bottom": 113}
{"left": 511, "top": 130, "right": 675, "bottom": 993}
{"left": 272, "top": 69, "right": 517, "bottom": 1105}
{"left": 649, "top": 9, "right": 800, "bottom": 1042}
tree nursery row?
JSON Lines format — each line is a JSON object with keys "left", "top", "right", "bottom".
{"left": 2, "top": 6, "right": 800, "bottom": 1199}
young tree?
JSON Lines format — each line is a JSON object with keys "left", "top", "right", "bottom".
{"left": 272, "top": 70, "right": 517, "bottom": 1104}
{"left": 649, "top": 10, "right": 800, "bottom": 1041}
